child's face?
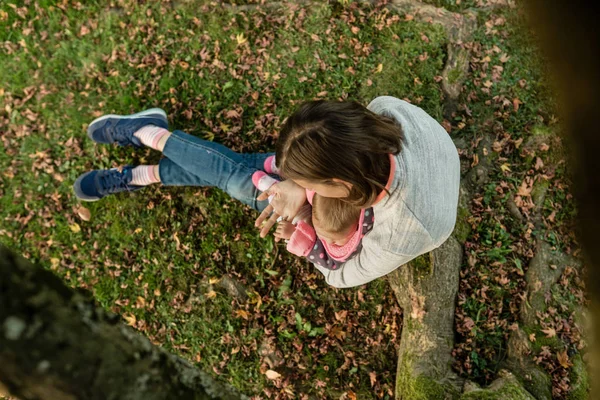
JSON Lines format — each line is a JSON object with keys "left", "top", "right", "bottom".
{"left": 314, "top": 222, "right": 355, "bottom": 246}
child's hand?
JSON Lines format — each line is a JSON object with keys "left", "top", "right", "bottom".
{"left": 274, "top": 221, "right": 295, "bottom": 242}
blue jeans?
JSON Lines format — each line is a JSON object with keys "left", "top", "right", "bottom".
{"left": 157, "top": 130, "right": 274, "bottom": 211}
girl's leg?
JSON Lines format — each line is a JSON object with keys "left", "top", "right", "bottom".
{"left": 157, "top": 134, "right": 272, "bottom": 211}
{"left": 135, "top": 126, "right": 274, "bottom": 172}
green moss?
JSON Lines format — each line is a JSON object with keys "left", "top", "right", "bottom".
{"left": 447, "top": 67, "right": 463, "bottom": 85}
{"left": 460, "top": 381, "right": 536, "bottom": 400}
{"left": 530, "top": 332, "right": 561, "bottom": 353}
{"left": 531, "top": 125, "right": 553, "bottom": 136}
{"left": 531, "top": 180, "right": 550, "bottom": 208}
{"left": 568, "top": 354, "right": 590, "bottom": 400}
{"left": 410, "top": 253, "right": 434, "bottom": 279}
{"left": 520, "top": 366, "right": 553, "bottom": 400}
{"left": 454, "top": 202, "right": 472, "bottom": 244}
{"left": 396, "top": 353, "right": 459, "bottom": 400}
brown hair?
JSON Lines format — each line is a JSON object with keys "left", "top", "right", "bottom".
{"left": 312, "top": 194, "right": 362, "bottom": 235}
{"left": 276, "top": 100, "right": 403, "bottom": 207}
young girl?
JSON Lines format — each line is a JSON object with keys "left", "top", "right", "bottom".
{"left": 252, "top": 170, "right": 374, "bottom": 270}
{"left": 74, "top": 97, "right": 460, "bottom": 288}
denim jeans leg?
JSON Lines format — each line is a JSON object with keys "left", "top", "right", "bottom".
{"left": 159, "top": 130, "right": 272, "bottom": 211}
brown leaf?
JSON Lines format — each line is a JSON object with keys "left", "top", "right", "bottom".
{"left": 517, "top": 178, "right": 532, "bottom": 197}
{"left": 529, "top": 333, "right": 536, "bottom": 342}
{"left": 463, "top": 317, "right": 475, "bottom": 330}
{"left": 123, "top": 313, "right": 136, "bottom": 326}
{"left": 514, "top": 138, "right": 524, "bottom": 148}
{"left": 265, "top": 369, "right": 281, "bottom": 380}
{"left": 513, "top": 98, "right": 522, "bottom": 112}
{"left": 534, "top": 157, "right": 544, "bottom": 170}
{"left": 79, "top": 24, "right": 90, "bottom": 36}
{"left": 542, "top": 327, "right": 556, "bottom": 338}
{"left": 557, "top": 350, "right": 571, "bottom": 368}
{"left": 369, "top": 371, "right": 377, "bottom": 387}
{"left": 77, "top": 206, "right": 91, "bottom": 221}
{"left": 330, "top": 326, "right": 346, "bottom": 340}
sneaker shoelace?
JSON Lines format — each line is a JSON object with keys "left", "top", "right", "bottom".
{"left": 103, "top": 120, "right": 138, "bottom": 146}
{"left": 100, "top": 169, "right": 133, "bottom": 194}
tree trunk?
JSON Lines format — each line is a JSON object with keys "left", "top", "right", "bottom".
{"left": 388, "top": 237, "right": 464, "bottom": 399}
{"left": 0, "top": 245, "right": 246, "bottom": 400}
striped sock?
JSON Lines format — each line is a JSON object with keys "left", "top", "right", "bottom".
{"left": 252, "top": 171, "right": 279, "bottom": 192}
{"left": 134, "top": 126, "right": 170, "bottom": 150}
{"left": 131, "top": 165, "right": 160, "bottom": 186}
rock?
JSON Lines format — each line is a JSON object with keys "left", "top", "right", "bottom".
{"left": 569, "top": 353, "right": 590, "bottom": 400}
{"left": 504, "top": 328, "right": 553, "bottom": 400}
{"left": 459, "top": 370, "right": 537, "bottom": 400}
{"left": 454, "top": 185, "right": 472, "bottom": 244}
{"left": 522, "top": 241, "right": 581, "bottom": 326}
{"left": 217, "top": 276, "right": 248, "bottom": 302}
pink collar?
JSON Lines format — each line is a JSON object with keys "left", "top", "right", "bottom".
{"left": 322, "top": 208, "right": 366, "bottom": 261}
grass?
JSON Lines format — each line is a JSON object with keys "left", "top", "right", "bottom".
{"left": 0, "top": 0, "right": 584, "bottom": 399}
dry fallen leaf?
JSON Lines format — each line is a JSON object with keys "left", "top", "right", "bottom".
{"left": 69, "top": 223, "right": 81, "bottom": 233}
{"left": 265, "top": 370, "right": 281, "bottom": 380}
{"left": 557, "top": 350, "right": 571, "bottom": 368}
{"left": 77, "top": 206, "right": 91, "bottom": 221}
{"left": 236, "top": 33, "right": 247, "bottom": 45}
{"left": 123, "top": 313, "right": 136, "bottom": 326}
{"left": 542, "top": 327, "right": 556, "bottom": 338}
{"left": 529, "top": 333, "right": 536, "bottom": 342}
{"left": 369, "top": 371, "right": 377, "bottom": 387}
{"left": 235, "top": 309, "right": 250, "bottom": 320}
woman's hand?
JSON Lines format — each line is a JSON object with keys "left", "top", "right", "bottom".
{"left": 255, "top": 179, "right": 307, "bottom": 238}
{"left": 274, "top": 221, "right": 296, "bottom": 242}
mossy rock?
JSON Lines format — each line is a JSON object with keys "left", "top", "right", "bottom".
{"left": 460, "top": 371, "right": 536, "bottom": 400}
{"left": 446, "top": 66, "right": 464, "bottom": 85}
{"left": 568, "top": 353, "right": 590, "bottom": 400}
{"left": 453, "top": 186, "right": 472, "bottom": 244}
{"left": 409, "top": 253, "right": 434, "bottom": 280}
{"left": 531, "top": 180, "right": 550, "bottom": 209}
{"left": 531, "top": 125, "right": 553, "bottom": 137}
{"left": 396, "top": 353, "right": 460, "bottom": 400}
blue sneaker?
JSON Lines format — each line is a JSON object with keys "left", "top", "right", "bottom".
{"left": 87, "top": 108, "right": 168, "bottom": 148}
{"left": 73, "top": 166, "right": 143, "bottom": 201}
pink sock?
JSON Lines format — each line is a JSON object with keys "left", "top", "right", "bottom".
{"left": 263, "top": 155, "right": 280, "bottom": 175}
{"left": 131, "top": 165, "right": 160, "bottom": 186}
{"left": 252, "top": 171, "right": 279, "bottom": 192}
{"left": 134, "top": 126, "right": 170, "bottom": 150}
